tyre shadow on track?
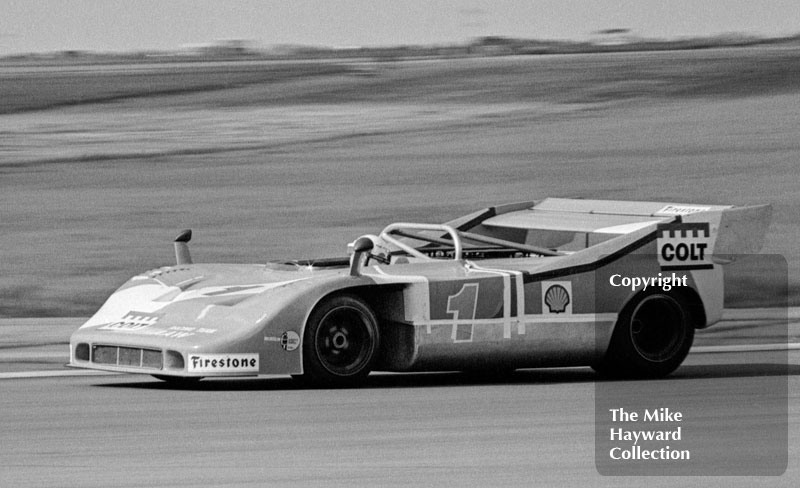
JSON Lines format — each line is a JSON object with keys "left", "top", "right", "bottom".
{"left": 92, "top": 362, "right": 799, "bottom": 391}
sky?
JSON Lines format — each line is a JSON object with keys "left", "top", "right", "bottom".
{"left": 1, "top": 0, "right": 799, "bottom": 55}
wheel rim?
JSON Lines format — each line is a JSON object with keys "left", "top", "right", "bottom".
{"left": 629, "top": 295, "right": 685, "bottom": 362}
{"left": 314, "top": 305, "right": 375, "bottom": 376}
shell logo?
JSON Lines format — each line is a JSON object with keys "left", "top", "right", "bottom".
{"left": 542, "top": 282, "right": 572, "bottom": 314}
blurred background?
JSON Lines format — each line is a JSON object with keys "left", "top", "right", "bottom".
{"left": 2, "top": 1, "right": 798, "bottom": 316}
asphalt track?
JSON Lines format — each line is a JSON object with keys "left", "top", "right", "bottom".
{"left": 1, "top": 311, "right": 798, "bottom": 487}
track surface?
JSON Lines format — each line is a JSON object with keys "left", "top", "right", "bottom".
{"left": 3, "top": 48, "right": 799, "bottom": 316}
{"left": 1, "top": 312, "right": 797, "bottom": 487}
{"left": 3, "top": 50, "right": 798, "bottom": 486}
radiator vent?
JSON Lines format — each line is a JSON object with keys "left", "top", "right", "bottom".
{"left": 91, "top": 345, "right": 163, "bottom": 369}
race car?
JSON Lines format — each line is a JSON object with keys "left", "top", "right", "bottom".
{"left": 69, "top": 198, "right": 771, "bottom": 386}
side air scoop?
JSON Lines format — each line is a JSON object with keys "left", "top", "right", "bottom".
{"left": 174, "top": 229, "right": 193, "bottom": 265}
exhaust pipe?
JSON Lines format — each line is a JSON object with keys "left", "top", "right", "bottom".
{"left": 174, "top": 229, "right": 193, "bottom": 265}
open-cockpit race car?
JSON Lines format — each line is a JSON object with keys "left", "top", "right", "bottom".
{"left": 69, "top": 198, "right": 771, "bottom": 386}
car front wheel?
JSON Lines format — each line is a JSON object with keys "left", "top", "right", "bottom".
{"left": 298, "top": 294, "right": 379, "bottom": 388}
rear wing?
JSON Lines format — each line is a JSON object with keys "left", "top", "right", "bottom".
{"left": 685, "top": 203, "right": 772, "bottom": 255}
{"left": 449, "top": 198, "right": 772, "bottom": 262}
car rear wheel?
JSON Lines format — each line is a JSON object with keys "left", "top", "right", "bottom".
{"left": 298, "top": 294, "right": 380, "bottom": 388}
{"left": 593, "top": 292, "right": 694, "bottom": 378}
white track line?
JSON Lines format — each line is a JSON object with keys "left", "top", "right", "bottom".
{"left": 721, "top": 307, "right": 800, "bottom": 320}
{"left": 0, "top": 369, "right": 119, "bottom": 379}
{"left": 0, "top": 351, "right": 68, "bottom": 359}
{"left": 691, "top": 343, "right": 800, "bottom": 353}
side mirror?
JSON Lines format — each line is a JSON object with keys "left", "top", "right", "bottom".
{"left": 349, "top": 236, "right": 374, "bottom": 276}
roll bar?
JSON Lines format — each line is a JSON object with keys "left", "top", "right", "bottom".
{"left": 380, "top": 223, "right": 462, "bottom": 261}
{"left": 379, "top": 222, "right": 562, "bottom": 260}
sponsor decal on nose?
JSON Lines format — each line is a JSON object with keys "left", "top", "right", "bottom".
{"left": 187, "top": 353, "right": 259, "bottom": 373}
{"left": 280, "top": 331, "right": 300, "bottom": 351}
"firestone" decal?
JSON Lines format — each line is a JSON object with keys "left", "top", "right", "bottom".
{"left": 655, "top": 204, "right": 712, "bottom": 216}
{"left": 187, "top": 353, "right": 259, "bottom": 373}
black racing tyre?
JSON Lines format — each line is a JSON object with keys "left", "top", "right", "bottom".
{"left": 298, "top": 294, "right": 380, "bottom": 388}
{"left": 593, "top": 292, "right": 694, "bottom": 378}
{"left": 151, "top": 375, "right": 203, "bottom": 386}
